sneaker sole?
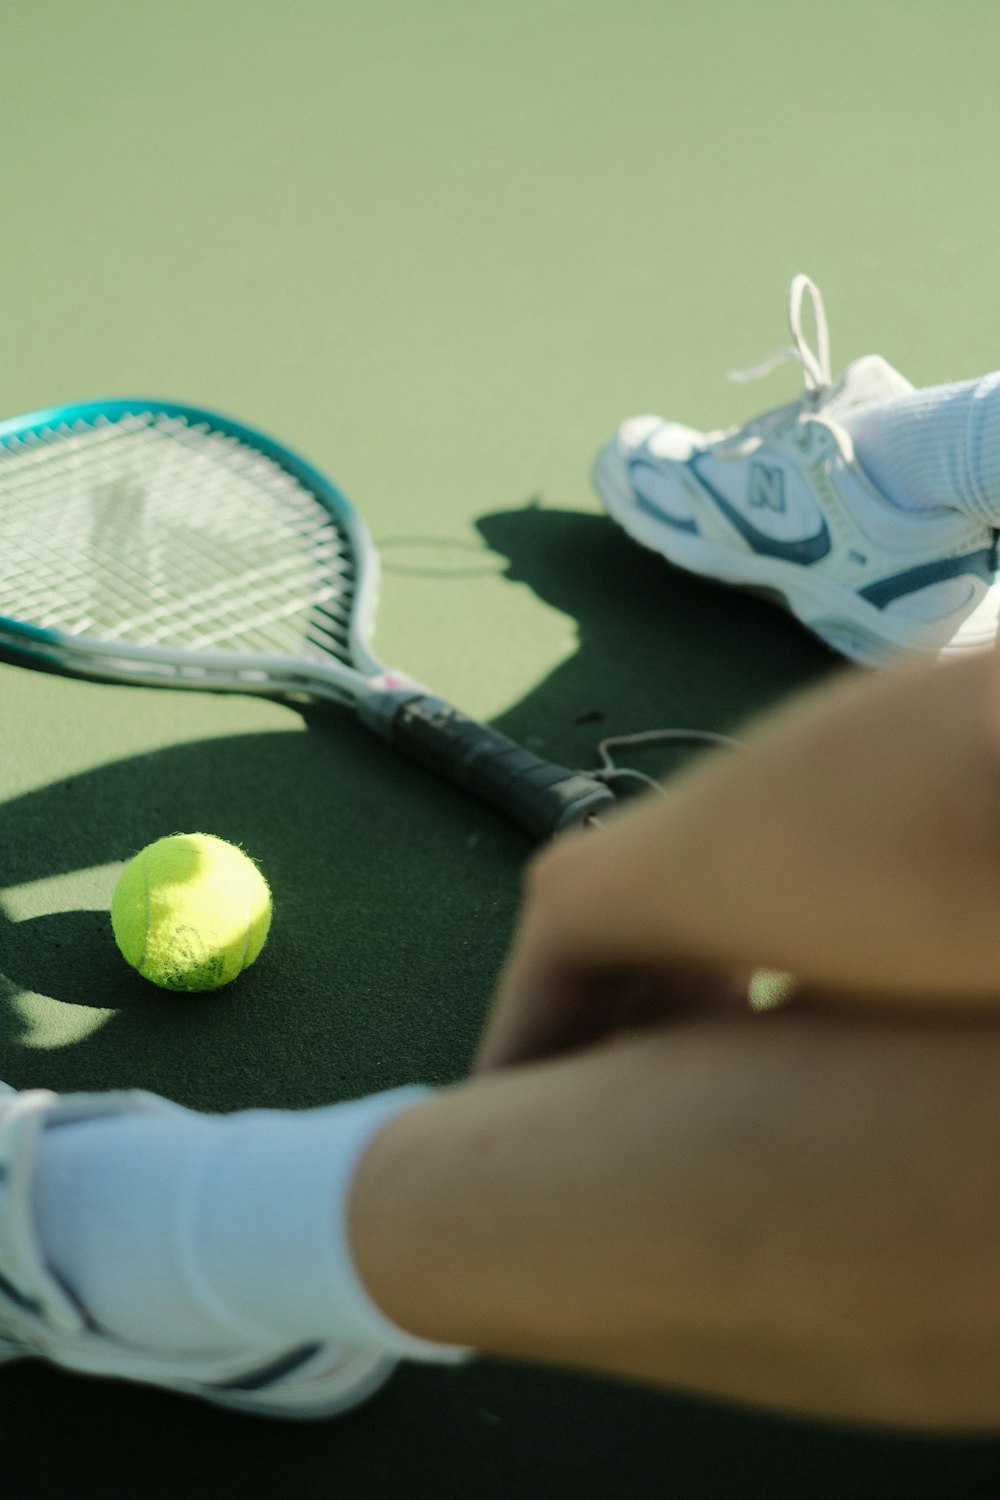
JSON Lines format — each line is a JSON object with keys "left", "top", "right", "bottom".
{"left": 200, "top": 1347, "right": 397, "bottom": 1420}
{"left": 593, "top": 443, "right": 999, "bottom": 665}
{"left": 0, "top": 1339, "right": 396, "bottom": 1421}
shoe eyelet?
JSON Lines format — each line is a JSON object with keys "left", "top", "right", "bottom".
{"left": 798, "top": 425, "right": 829, "bottom": 457}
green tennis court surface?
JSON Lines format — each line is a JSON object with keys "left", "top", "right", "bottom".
{"left": 2, "top": 3, "right": 1000, "bottom": 1495}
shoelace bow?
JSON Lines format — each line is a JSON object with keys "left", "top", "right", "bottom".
{"left": 727, "top": 274, "right": 832, "bottom": 400}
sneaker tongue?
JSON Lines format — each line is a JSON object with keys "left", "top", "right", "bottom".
{"left": 821, "top": 354, "right": 915, "bottom": 415}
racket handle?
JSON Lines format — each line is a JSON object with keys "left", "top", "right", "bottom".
{"left": 361, "top": 691, "right": 615, "bottom": 838}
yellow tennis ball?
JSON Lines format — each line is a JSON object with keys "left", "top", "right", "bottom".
{"left": 111, "top": 833, "right": 272, "bottom": 992}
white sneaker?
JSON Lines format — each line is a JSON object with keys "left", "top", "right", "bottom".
{"left": 0, "top": 1085, "right": 396, "bottom": 1419}
{"left": 593, "top": 276, "right": 1000, "bottom": 665}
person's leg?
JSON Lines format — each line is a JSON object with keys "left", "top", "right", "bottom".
{"left": 844, "top": 372, "right": 1000, "bottom": 520}
{"left": 352, "top": 1006, "right": 1000, "bottom": 1432}
{"left": 19, "top": 999, "right": 1000, "bottom": 1431}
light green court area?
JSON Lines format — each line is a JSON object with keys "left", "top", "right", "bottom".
{"left": 2, "top": 4, "right": 1000, "bottom": 1496}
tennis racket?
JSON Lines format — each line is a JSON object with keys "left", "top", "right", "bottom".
{"left": 0, "top": 399, "right": 616, "bottom": 839}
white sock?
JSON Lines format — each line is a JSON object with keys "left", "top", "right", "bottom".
{"left": 31, "top": 1086, "right": 466, "bottom": 1363}
{"left": 841, "top": 372, "right": 1000, "bottom": 523}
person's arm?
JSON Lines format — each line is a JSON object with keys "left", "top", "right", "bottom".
{"left": 353, "top": 1007, "right": 1000, "bottom": 1431}
{"left": 478, "top": 649, "right": 1000, "bottom": 1072}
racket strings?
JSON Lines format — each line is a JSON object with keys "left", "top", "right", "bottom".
{"left": 0, "top": 419, "right": 325, "bottom": 627}
{"left": 3, "top": 418, "right": 350, "bottom": 626}
{"left": 0, "top": 413, "right": 360, "bottom": 665}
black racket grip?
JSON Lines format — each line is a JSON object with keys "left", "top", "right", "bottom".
{"left": 369, "top": 692, "right": 614, "bottom": 838}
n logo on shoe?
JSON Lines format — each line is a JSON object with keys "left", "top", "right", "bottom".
{"left": 748, "top": 463, "right": 787, "bottom": 513}
{"left": 687, "top": 453, "right": 832, "bottom": 564}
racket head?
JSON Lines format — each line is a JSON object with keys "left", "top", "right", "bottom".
{"left": 0, "top": 399, "right": 387, "bottom": 703}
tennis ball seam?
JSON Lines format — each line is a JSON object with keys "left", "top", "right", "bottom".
{"left": 138, "top": 849, "right": 151, "bottom": 975}
{"left": 238, "top": 882, "right": 252, "bottom": 973}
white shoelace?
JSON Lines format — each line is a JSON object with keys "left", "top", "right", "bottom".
{"left": 727, "top": 274, "right": 832, "bottom": 399}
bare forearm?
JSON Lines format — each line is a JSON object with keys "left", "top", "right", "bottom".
{"left": 351, "top": 1011, "right": 1000, "bottom": 1431}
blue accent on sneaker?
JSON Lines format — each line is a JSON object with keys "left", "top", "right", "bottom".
{"left": 628, "top": 461, "right": 699, "bottom": 534}
{"left": 0, "top": 1272, "right": 42, "bottom": 1317}
{"left": 214, "top": 1342, "right": 324, "bottom": 1392}
{"left": 688, "top": 455, "right": 833, "bottom": 564}
{"left": 858, "top": 548, "right": 997, "bottom": 610}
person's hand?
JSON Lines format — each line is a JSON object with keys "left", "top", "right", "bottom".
{"left": 478, "top": 646, "right": 1000, "bottom": 1073}
{"left": 475, "top": 823, "right": 749, "bottom": 1072}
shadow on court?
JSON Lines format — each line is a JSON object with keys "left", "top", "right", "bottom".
{"left": 475, "top": 505, "right": 837, "bottom": 771}
{"left": 0, "top": 716, "right": 522, "bottom": 1110}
